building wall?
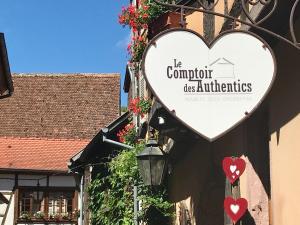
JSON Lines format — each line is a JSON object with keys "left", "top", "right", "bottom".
{"left": 185, "top": 0, "right": 235, "bottom": 37}
{"left": 166, "top": 3, "right": 300, "bottom": 225}
{"left": 125, "top": 1, "right": 298, "bottom": 224}
{"left": 0, "top": 173, "right": 78, "bottom": 225}
{"left": 0, "top": 174, "right": 15, "bottom": 225}
{"left": 169, "top": 3, "right": 267, "bottom": 224}
{"left": 268, "top": 17, "right": 300, "bottom": 225}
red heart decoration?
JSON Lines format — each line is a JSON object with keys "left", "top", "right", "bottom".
{"left": 222, "top": 157, "right": 246, "bottom": 184}
{"left": 224, "top": 197, "right": 248, "bottom": 224}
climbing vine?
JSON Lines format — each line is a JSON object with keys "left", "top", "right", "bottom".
{"left": 88, "top": 138, "right": 173, "bottom": 225}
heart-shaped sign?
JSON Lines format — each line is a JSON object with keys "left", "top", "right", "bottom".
{"left": 142, "top": 29, "right": 276, "bottom": 141}
{"left": 223, "top": 157, "right": 246, "bottom": 184}
{"left": 224, "top": 197, "right": 248, "bottom": 224}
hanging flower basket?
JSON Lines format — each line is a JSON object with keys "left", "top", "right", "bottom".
{"left": 128, "top": 35, "right": 147, "bottom": 63}
{"left": 118, "top": 4, "right": 150, "bottom": 31}
{"left": 117, "top": 123, "right": 136, "bottom": 144}
{"left": 148, "top": 11, "right": 182, "bottom": 39}
{"left": 128, "top": 97, "right": 151, "bottom": 117}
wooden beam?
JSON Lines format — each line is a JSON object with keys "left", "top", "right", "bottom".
{"left": 1, "top": 193, "right": 13, "bottom": 225}
{"left": 240, "top": 3, "right": 266, "bottom": 31}
{"left": 203, "top": 1, "right": 215, "bottom": 42}
{"left": 13, "top": 188, "right": 18, "bottom": 225}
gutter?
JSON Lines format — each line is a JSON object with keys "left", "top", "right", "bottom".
{"left": 102, "top": 134, "right": 134, "bottom": 150}
{"left": 79, "top": 175, "right": 84, "bottom": 225}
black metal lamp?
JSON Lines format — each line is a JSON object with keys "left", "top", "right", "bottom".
{"left": 137, "top": 139, "right": 167, "bottom": 186}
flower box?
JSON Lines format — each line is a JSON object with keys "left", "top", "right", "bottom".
{"left": 148, "top": 12, "right": 182, "bottom": 39}
{"left": 18, "top": 219, "right": 77, "bottom": 223}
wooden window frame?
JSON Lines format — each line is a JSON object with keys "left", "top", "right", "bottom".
{"left": 16, "top": 186, "right": 78, "bottom": 224}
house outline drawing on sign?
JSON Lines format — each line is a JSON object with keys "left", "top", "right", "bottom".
{"left": 209, "top": 57, "right": 235, "bottom": 78}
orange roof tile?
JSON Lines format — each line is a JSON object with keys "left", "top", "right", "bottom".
{"left": 0, "top": 137, "right": 89, "bottom": 172}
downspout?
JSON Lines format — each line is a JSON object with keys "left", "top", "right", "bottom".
{"left": 79, "top": 174, "right": 84, "bottom": 225}
{"left": 133, "top": 186, "right": 139, "bottom": 225}
{"left": 128, "top": 63, "right": 140, "bottom": 127}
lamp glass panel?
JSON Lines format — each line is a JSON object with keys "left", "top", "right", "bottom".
{"left": 137, "top": 157, "right": 151, "bottom": 185}
{"left": 150, "top": 156, "right": 165, "bottom": 185}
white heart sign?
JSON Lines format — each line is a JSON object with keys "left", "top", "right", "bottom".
{"left": 230, "top": 204, "right": 240, "bottom": 214}
{"left": 230, "top": 165, "right": 237, "bottom": 173}
{"left": 142, "top": 29, "right": 276, "bottom": 141}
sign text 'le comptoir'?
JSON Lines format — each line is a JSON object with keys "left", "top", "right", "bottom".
{"left": 167, "top": 58, "right": 253, "bottom": 94}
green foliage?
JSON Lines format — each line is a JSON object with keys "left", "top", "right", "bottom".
{"left": 88, "top": 142, "right": 174, "bottom": 225}
{"left": 138, "top": 98, "right": 152, "bottom": 114}
{"left": 145, "top": 0, "right": 173, "bottom": 23}
{"left": 121, "top": 106, "right": 128, "bottom": 113}
{"left": 130, "top": 36, "right": 147, "bottom": 63}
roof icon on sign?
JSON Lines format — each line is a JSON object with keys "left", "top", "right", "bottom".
{"left": 209, "top": 58, "right": 235, "bottom": 78}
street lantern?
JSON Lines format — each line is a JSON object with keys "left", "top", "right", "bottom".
{"left": 137, "top": 139, "right": 167, "bottom": 186}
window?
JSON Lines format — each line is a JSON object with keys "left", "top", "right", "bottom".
{"left": 18, "top": 188, "right": 78, "bottom": 222}
{"left": 48, "top": 192, "right": 73, "bottom": 216}
{"left": 19, "top": 191, "right": 45, "bottom": 215}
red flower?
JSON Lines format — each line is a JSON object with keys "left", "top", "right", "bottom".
{"left": 118, "top": 2, "right": 151, "bottom": 31}
{"left": 143, "top": 5, "right": 149, "bottom": 10}
{"left": 117, "top": 122, "right": 135, "bottom": 143}
{"left": 118, "top": 15, "right": 125, "bottom": 24}
{"left": 142, "top": 13, "right": 149, "bottom": 19}
{"left": 128, "top": 5, "right": 136, "bottom": 14}
{"left": 128, "top": 97, "right": 151, "bottom": 116}
{"left": 138, "top": 36, "right": 144, "bottom": 42}
{"left": 127, "top": 43, "right": 132, "bottom": 51}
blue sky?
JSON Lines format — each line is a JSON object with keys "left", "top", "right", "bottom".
{"left": 0, "top": 0, "right": 130, "bottom": 106}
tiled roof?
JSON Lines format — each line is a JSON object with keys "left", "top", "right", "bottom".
{"left": 0, "top": 73, "right": 120, "bottom": 139}
{"left": 0, "top": 137, "right": 89, "bottom": 171}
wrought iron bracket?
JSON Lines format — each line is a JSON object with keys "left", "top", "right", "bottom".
{"left": 152, "top": 0, "right": 300, "bottom": 50}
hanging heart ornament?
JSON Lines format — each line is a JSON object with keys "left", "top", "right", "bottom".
{"left": 224, "top": 197, "right": 248, "bottom": 224}
{"left": 142, "top": 29, "right": 276, "bottom": 141}
{"left": 222, "top": 157, "right": 246, "bottom": 183}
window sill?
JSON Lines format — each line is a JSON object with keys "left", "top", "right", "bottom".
{"left": 17, "top": 219, "right": 78, "bottom": 224}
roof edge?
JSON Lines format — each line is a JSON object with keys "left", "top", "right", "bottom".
{"left": 12, "top": 73, "right": 121, "bottom": 77}
{"left": 0, "top": 168, "right": 70, "bottom": 175}
{"left": 0, "top": 136, "right": 90, "bottom": 142}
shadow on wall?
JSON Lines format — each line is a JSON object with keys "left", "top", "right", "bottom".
{"left": 268, "top": 40, "right": 300, "bottom": 141}
{"left": 168, "top": 104, "right": 270, "bottom": 225}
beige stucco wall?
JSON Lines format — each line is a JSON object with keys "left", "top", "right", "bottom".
{"left": 269, "top": 117, "right": 300, "bottom": 225}
{"left": 268, "top": 16, "right": 300, "bottom": 225}
{"left": 186, "top": 0, "right": 235, "bottom": 37}
{"left": 186, "top": 12, "right": 204, "bottom": 35}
